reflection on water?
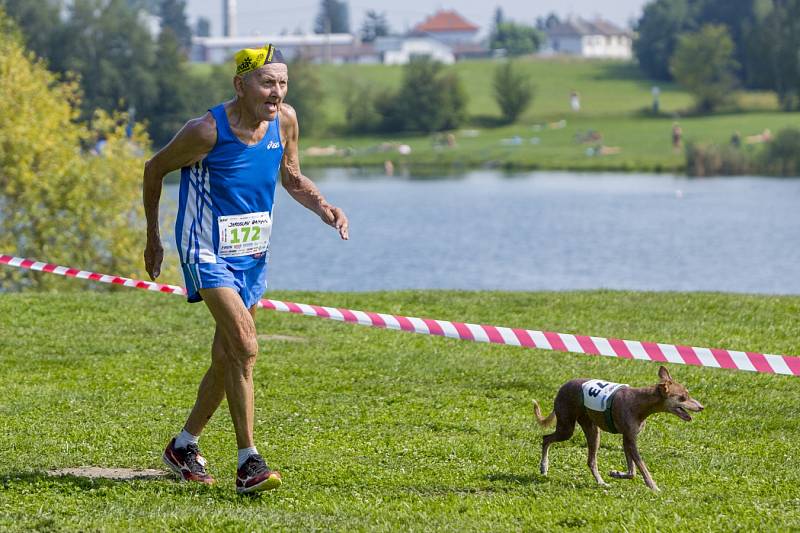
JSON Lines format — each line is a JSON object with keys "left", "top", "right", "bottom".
{"left": 164, "top": 170, "right": 800, "bottom": 294}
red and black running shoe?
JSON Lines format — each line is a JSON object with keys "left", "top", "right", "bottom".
{"left": 162, "top": 438, "right": 215, "bottom": 485}
{"left": 236, "top": 454, "right": 281, "bottom": 494}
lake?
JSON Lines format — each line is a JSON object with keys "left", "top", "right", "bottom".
{"left": 165, "top": 170, "right": 800, "bottom": 294}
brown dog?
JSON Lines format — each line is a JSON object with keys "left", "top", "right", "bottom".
{"left": 533, "top": 366, "right": 704, "bottom": 491}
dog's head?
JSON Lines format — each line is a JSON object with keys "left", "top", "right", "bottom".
{"left": 656, "top": 366, "right": 704, "bottom": 421}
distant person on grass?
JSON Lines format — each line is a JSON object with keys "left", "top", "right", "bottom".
{"left": 142, "top": 44, "right": 349, "bottom": 494}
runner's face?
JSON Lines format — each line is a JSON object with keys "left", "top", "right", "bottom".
{"left": 238, "top": 63, "right": 288, "bottom": 122}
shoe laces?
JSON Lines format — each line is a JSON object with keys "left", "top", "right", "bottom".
{"left": 183, "top": 443, "right": 207, "bottom": 473}
{"left": 242, "top": 454, "right": 269, "bottom": 476}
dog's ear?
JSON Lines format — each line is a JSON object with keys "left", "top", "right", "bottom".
{"left": 657, "top": 382, "right": 669, "bottom": 398}
{"left": 658, "top": 365, "right": 672, "bottom": 382}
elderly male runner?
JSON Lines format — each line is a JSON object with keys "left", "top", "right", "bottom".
{"left": 142, "top": 44, "right": 349, "bottom": 494}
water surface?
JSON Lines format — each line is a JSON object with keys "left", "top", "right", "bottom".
{"left": 166, "top": 170, "right": 800, "bottom": 294}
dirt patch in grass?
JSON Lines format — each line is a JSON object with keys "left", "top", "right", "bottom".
{"left": 47, "top": 467, "right": 168, "bottom": 480}
{"left": 257, "top": 334, "right": 308, "bottom": 343}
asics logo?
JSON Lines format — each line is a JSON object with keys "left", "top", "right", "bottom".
{"left": 266, "top": 140, "right": 280, "bottom": 150}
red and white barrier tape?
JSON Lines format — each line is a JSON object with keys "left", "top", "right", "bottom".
{"left": 2, "top": 254, "right": 799, "bottom": 377}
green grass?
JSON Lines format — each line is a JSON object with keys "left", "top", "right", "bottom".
{"left": 1, "top": 290, "right": 799, "bottom": 530}
{"left": 192, "top": 57, "right": 799, "bottom": 172}
{"left": 301, "top": 111, "right": 800, "bottom": 173}
{"left": 309, "top": 59, "right": 696, "bottom": 125}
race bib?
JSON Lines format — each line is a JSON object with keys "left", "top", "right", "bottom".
{"left": 217, "top": 211, "right": 272, "bottom": 258}
{"left": 582, "top": 379, "right": 628, "bottom": 412}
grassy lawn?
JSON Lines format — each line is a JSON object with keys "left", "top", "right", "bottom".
{"left": 301, "top": 111, "right": 799, "bottom": 173}
{"left": 268, "top": 58, "right": 795, "bottom": 172}
{"left": 309, "top": 59, "right": 696, "bottom": 125}
{"left": 1, "top": 290, "right": 799, "bottom": 530}
{"left": 189, "top": 58, "right": 800, "bottom": 173}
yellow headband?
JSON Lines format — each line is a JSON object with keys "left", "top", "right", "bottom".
{"left": 235, "top": 43, "right": 279, "bottom": 75}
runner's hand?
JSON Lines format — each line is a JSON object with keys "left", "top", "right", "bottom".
{"left": 321, "top": 205, "right": 349, "bottom": 240}
{"left": 144, "top": 238, "right": 164, "bottom": 280}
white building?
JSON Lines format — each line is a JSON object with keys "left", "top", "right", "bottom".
{"left": 191, "top": 34, "right": 358, "bottom": 64}
{"left": 188, "top": 9, "right": 487, "bottom": 66}
{"left": 373, "top": 36, "right": 455, "bottom": 65}
{"left": 544, "top": 18, "right": 633, "bottom": 59}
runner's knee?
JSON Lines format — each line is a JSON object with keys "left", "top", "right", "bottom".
{"left": 225, "top": 330, "right": 259, "bottom": 364}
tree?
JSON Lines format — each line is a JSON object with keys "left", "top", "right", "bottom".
{"left": 284, "top": 57, "right": 326, "bottom": 136}
{"left": 493, "top": 7, "right": 504, "bottom": 27}
{"left": 126, "top": 0, "right": 160, "bottom": 12}
{"left": 150, "top": 28, "right": 193, "bottom": 146}
{"left": 0, "top": 11, "right": 165, "bottom": 290}
{"left": 490, "top": 21, "right": 543, "bottom": 56}
{"left": 634, "top": 0, "right": 698, "bottom": 80}
{"left": 746, "top": 0, "right": 800, "bottom": 109}
{"left": 378, "top": 57, "right": 467, "bottom": 133}
{"left": 436, "top": 70, "right": 468, "bottom": 131}
{"left": 159, "top": 0, "right": 192, "bottom": 53}
{"left": 314, "top": 0, "right": 349, "bottom": 34}
{"left": 0, "top": 0, "right": 61, "bottom": 59}
{"left": 698, "top": 1, "right": 753, "bottom": 70}
{"left": 670, "top": 24, "right": 739, "bottom": 112}
{"left": 535, "top": 12, "right": 560, "bottom": 31}
{"left": 195, "top": 16, "right": 211, "bottom": 37}
{"left": 359, "top": 10, "right": 389, "bottom": 42}
{"left": 50, "top": 0, "right": 158, "bottom": 121}
{"left": 342, "top": 82, "right": 382, "bottom": 133}
{"left": 493, "top": 61, "right": 534, "bottom": 124}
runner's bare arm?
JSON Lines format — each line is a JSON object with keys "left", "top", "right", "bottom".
{"left": 142, "top": 113, "right": 217, "bottom": 279}
{"left": 279, "top": 105, "right": 349, "bottom": 240}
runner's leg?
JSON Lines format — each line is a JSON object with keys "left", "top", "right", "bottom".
{"left": 183, "top": 327, "right": 227, "bottom": 436}
{"left": 198, "top": 287, "right": 259, "bottom": 449}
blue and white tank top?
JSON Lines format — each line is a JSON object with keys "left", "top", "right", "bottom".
{"left": 175, "top": 103, "right": 284, "bottom": 270}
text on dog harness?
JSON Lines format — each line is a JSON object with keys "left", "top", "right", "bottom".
{"left": 582, "top": 379, "right": 628, "bottom": 412}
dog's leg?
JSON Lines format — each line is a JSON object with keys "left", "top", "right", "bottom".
{"left": 580, "top": 421, "right": 608, "bottom": 486}
{"left": 610, "top": 449, "right": 635, "bottom": 479}
{"left": 540, "top": 418, "right": 575, "bottom": 476}
{"left": 623, "top": 435, "right": 659, "bottom": 492}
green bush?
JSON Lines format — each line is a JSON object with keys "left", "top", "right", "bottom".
{"left": 0, "top": 13, "right": 178, "bottom": 290}
{"left": 686, "top": 127, "right": 800, "bottom": 176}
{"left": 284, "top": 57, "right": 326, "bottom": 136}
{"left": 489, "top": 21, "right": 543, "bottom": 56}
{"left": 670, "top": 24, "right": 739, "bottom": 112}
{"left": 493, "top": 60, "right": 534, "bottom": 124}
{"left": 375, "top": 57, "right": 468, "bottom": 133}
{"left": 761, "top": 127, "right": 800, "bottom": 176}
{"left": 685, "top": 142, "right": 752, "bottom": 176}
{"left": 342, "top": 81, "right": 382, "bottom": 134}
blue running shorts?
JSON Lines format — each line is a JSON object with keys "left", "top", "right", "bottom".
{"left": 181, "top": 260, "right": 268, "bottom": 309}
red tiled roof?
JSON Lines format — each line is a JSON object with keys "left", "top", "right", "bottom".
{"left": 412, "top": 10, "right": 479, "bottom": 33}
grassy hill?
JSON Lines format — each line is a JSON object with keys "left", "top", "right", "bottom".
{"left": 190, "top": 58, "right": 797, "bottom": 172}
{"left": 1, "top": 289, "right": 799, "bottom": 530}
{"left": 310, "top": 59, "right": 698, "bottom": 126}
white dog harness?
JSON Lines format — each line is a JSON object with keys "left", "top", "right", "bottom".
{"left": 581, "top": 379, "right": 628, "bottom": 433}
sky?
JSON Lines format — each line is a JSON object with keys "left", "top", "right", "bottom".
{"left": 185, "top": 0, "right": 649, "bottom": 37}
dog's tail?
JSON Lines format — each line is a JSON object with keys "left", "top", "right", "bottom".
{"left": 532, "top": 400, "right": 556, "bottom": 428}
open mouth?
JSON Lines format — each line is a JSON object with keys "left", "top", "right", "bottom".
{"left": 265, "top": 102, "right": 278, "bottom": 114}
{"left": 673, "top": 406, "right": 692, "bottom": 422}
